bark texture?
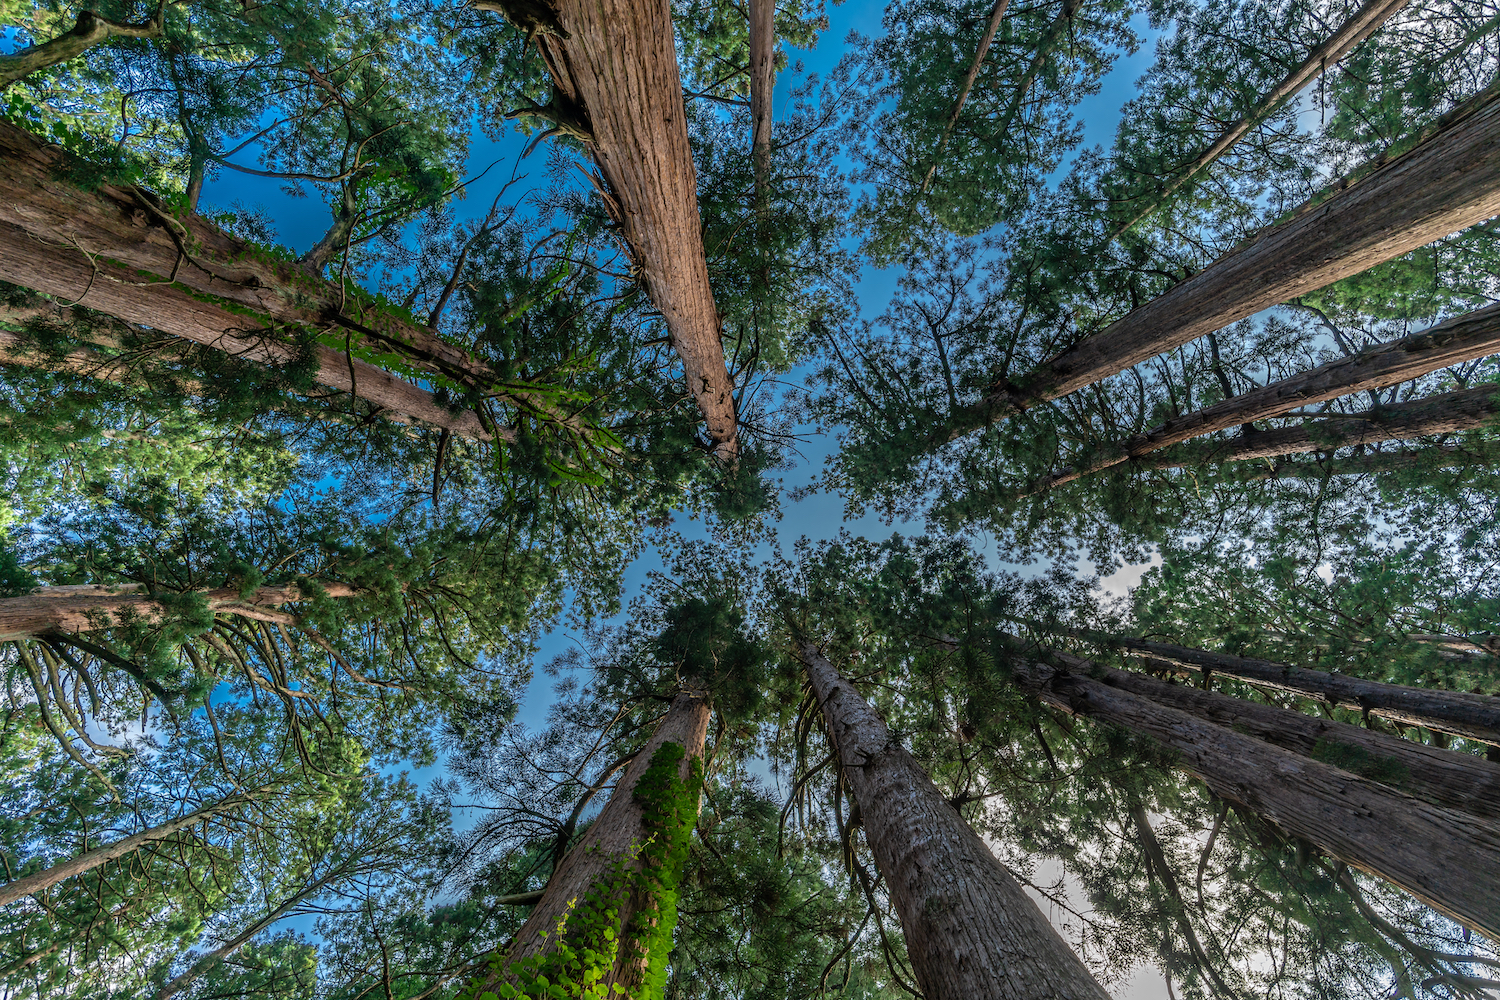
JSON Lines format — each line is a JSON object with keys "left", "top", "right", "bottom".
{"left": 490, "top": 0, "right": 739, "bottom": 457}
{"left": 0, "top": 8, "right": 163, "bottom": 89}
{"left": 1111, "top": 638, "right": 1500, "bottom": 745}
{"left": 479, "top": 690, "right": 711, "bottom": 997}
{"left": 951, "top": 84, "right": 1500, "bottom": 437}
{"left": 1103, "top": 0, "right": 1410, "bottom": 242}
{"left": 0, "top": 582, "right": 361, "bottom": 642}
{"left": 800, "top": 643, "right": 1111, "bottom": 1000}
{"left": 748, "top": 0, "right": 776, "bottom": 198}
{"left": 1035, "top": 303, "right": 1500, "bottom": 491}
{"left": 1006, "top": 649, "right": 1500, "bottom": 942}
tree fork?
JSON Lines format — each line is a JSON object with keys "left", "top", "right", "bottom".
{"left": 799, "top": 641, "right": 1111, "bottom": 1000}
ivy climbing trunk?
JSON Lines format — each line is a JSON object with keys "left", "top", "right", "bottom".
{"left": 945, "top": 84, "right": 1500, "bottom": 440}
{"left": 482, "top": 0, "right": 739, "bottom": 458}
{"left": 799, "top": 642, "right": 1111, "bottom": 1000}
{"left": 1111, "top": 637, "right": 1500, "bottom": 745}
{"left": 1004, "top": 645, "right": 1500, "bottom": 940}
{"left": 1030, "top": 303, "right": 1500, "bottom": 492}
{"left": 0, "top": 582, "right": 362, "bottom": 642}
{"left": 477, "top": 690, "right": 710, "bottom": 999}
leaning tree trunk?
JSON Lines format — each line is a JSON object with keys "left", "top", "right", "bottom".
{"left": 1112, "top": 637, "right": 1500, "bottom": 745}
{"left": 479, "top": 0, "right": 739, "bottom": 458}
{"left": 1004, "top": 647, "right": 1500, "bottom": 941}
{"left": 1032, "top": 302, "right": 1500, "bottom": 492}
{"left": 1216, "top": 442, "right": 1499, "bottom": 482}
{"left": 991, "top": 0, "right": 1078, "bottom": 142}
{"left": 948, "top": 84, "right": 1500, "bottom": 438}
{"left": 915, "top": 0, "right": 1010, "bottom": 196}
{"left": 0, "top": 787, "right": 268, "bottom": 906}
{"left": 799, "top": 642, "right": 1111, "bottom": 1000}
{"left": 0, "top": 8, "right": 164, "bottom": 89}
{"left": 473, "top": 690, "right": 711, "bottom": 999}
{"left": 1102, "top": 0, "right": 1411, "bottom": 243}
{"left": 0, "top": 582, "right": 361, "bottom": 642}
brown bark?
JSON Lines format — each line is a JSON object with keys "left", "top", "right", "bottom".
{"left": 1034, "top": 303, "right": 1500, "bottom": 492}
{"left": 0, "top": 8, "right": 164, "bottom": 89}
{"left": 1103, "top": 0, "right": 1411, "bottom": 243}
{"left": 799, "top": 642, "right": 1111, "bottom": 1000}
{"left": 1006, "top": 649, "right": 1500, "bottom": 942}
{"left": 1110, "top": 638, "right": 1500, "bottom": 745}
{"left": 484, "top": 0, "right": 738, "bottom": 458}
{"left": 915, "top": 0, "right": 1011, "bottom": 197}
{"left": 476, "top": 690, "right": 710, "bottom": 997}
{"left": 0, "top": 787, "right": 267, "bottom": 906}
{"left": 0, "top": 582, "right": 361, "bottom": 642}
{"left": 948, "top": 83, "right": 1500, "bottom": 438}
{"left": 748, "top": 0, "right": 776, "bottom": 201}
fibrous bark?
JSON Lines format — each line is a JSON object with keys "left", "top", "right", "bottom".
{"left": 749, "top": 0, "right": 776, "bottom": 201}
{"left": 0, "top": 8, "right": 164, "bottom": 89}
{"left": 948, "top": 84, "right": 1500, "bottom": 438}
{"left": 1005, "top": 647, "right": 1500, "bottom": 942}
{"left": 0, "top": 582, "right": 361, "bottom": 643}
{"left": 1109, "top": 638, "right": 1500, "bottom": 745}
{"left": 1033, "top": 303, "right": 1500, "bottom": 491}
{"left": 799, "top": 642, "right": 1111, "bottom": 1000}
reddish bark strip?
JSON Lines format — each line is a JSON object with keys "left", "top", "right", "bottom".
{"left": 749, "top": 0, "right": 776, "bottom": 198}
{"left": 948, "top": 85, "right": 1500, "bottom": 438}
{"left": 800, "top": 643, "right": 1111, "bottom": 1000}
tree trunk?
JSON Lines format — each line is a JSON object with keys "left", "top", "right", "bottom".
{"left": 915, "top": 0, "right": 1011, "bottom": 196}
{"left": 0, "top": 582, "right": 361, "bottom": 642}
{"left": 1005, "top": 648, "right": 1500, "bottom": 942}
{"left": 482, "top": 0, "right": 739, "bottom": 458}
{"left": 991, "top": 0, "right": 1076, "bottom": 143}
{"left": 799, "top": 642, "right": 1111, "bottom": 1000}
{"left": 1145, "top": 382, "right": 1500, "bottom": 469}
{"left": 0, "top": 8, "right": 164, "bottom": 89}
{"left": 1103, "top": 0, "right": 1411, "bottom": 243}
{"left": 1034, "top": 302, "right": 1500, "bottom": 492}
{"left": 949, "top": 83, "right": 1500, "bottom": 438}
{"left": 1224, "top": 443, "right": 1497, "bottom": 481}
{"left": 1075, "top": 650, "right": 1500, "bottom": 819}
{"left": 0, "top": 788, "right": 267, "bottom": 906}
{"left": 1107, "top": 638, "right": 1500, "bottom": 745}
{"left": 475, "top": 690, "right": 711, "bottom": 998}
{"left": 748, "top": 0, "right": 776, "bottom": 203}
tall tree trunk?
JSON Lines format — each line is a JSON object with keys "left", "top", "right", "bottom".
{"left": 1032, "top": 303, "right": 1500, "bottom": 492}
{"left": 915, "top": 0, "right": 1011, "bottom": 196}
{"left": 474, "top": 690, "right": 711, "bottom": 998}
{"left": 0, "top": 582, "right": 362, "bottom": 642}
{"left": 0, "top": 8, "right": 164, "bottom": 89}
{"left": 748, "top": 0, "right": 776, "bottom": 205}
{"left": 1103, "top": 0, "right": 1411, "bottom": 243}
{"left": 481, "top": 0, "right": 739, "bottom": 458}
{"left": 1004, "top": 647, "right": 1500, "bottom": 941}
{"left": 1107, "top": 638, "right": 1500, "bottom": 745}
{"left": 0, "top": 788, "right": 268, "bottom": 906}
{"left": 1216, "top": 442, "right": 1497, "bottom": 482}
{"left": 991, "top": 0, "right": 1077, "bottom": 143}
{"left": 1145, "top": 382, "right": 1500, "bottom": 469}
{"left": 947, "top": 84, "right": 1500, "bottom": 439}
{"left": 799, "top": 642, "right": 1111, "bottom": 1000}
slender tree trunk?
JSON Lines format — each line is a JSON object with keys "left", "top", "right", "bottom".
{"left": 991, "top": 0, "right": 1076, "bottom": 142}
{"left": 1103, "top": 0, "right": 1411, "bottom": 243}
{"left": 799, "top": 642, "right": 1111, "bottom": 1000}
{"left": 0, "top": 8, "right": 164, "bottom": 89}
{"left": 1033, "top": 303, "right": 1500, "bottom": 492}
{"left": 748, "top": 0, "right": 776, "bottom": 204}
{"left": 480, "top": 0, "right": 739, "bottom": 458}
{"left": 1107, "top": 637, "right": 1500, "bottom": 745}
{"left": 1070, "top": 649, "right": 1500, "bottom": 819}
{"left": 0, "top": 788, "right": 268, "bottom": 906}
{"left": 915, "top": 0, "right": 1011, "bottom": 196}
{"left": 0, "top": 582, "right": 362, "bottom": 642}
{"left": 948, "top": 84, "right": 1500, "bottom": 439}
{"left": 1004, "top": 648, "right": 1500, "bottom": 941}
{"left": 1221, "top": 443, "right": 1498, "bottom": 481}
{"left": 475, "top": 690, "right": 711, "bottom": 997}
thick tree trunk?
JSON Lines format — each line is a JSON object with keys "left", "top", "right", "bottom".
{"left": 0, "top": 788, "right": 266, "bottom": 906}
{"left": 0, "top": 8, "right": 164, "bottom": 89}
{"left": 915, "top": 0, "right": 1011, "bottom": 196}
{"left": 1034, "top": 303, "right": 1500, "bottom": 491}
{"left": 799, "top": 642, "right": 1111, "bottom": 1000}
{"left": 1005, "top": 649, "right": 1500, "bottom": 941}
{"left": 1103, "top": 0, "right": 1410, "bottom": 243}
{"left": 1073, "top": 650, "right": 1500, "bottom": 819}
{"left": 476, "top": 690, "right": 711, "bottom": 997}
{"left": 748, "top": 0, "right": 775, "bottom": 202}
{"left": 949, "top": 84, "right": 1500, "bottom": 438}
{"left": 1108, "top": 638, "right": 1500, "bottom": 745}
{"left": 0, "top": 582, "right": 361, "bottom": 642}
{"left": 486, "top": 0, "right": 738, "bottom": 458}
